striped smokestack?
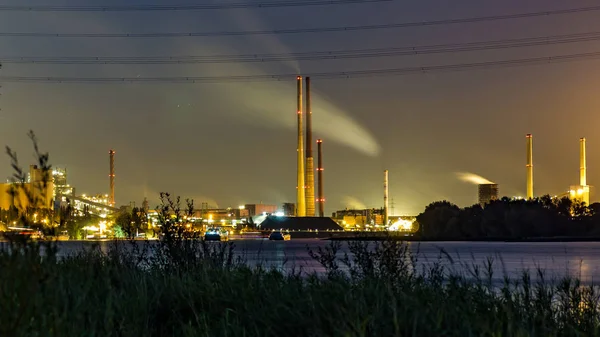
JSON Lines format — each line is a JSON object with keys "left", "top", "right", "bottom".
{"left": 526, "top": 134, "right": 533, "bottom": 199}
{"left": 296, "top": 76, "right": 306, "bottom": 216}
{"left": 317, "top": 139, "right": 324, "bottom": 217}
{"left": 305, "top": 77, "right": 316, "bottom": 216}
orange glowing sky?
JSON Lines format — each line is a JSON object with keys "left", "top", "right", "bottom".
{"left": 1, "top": 0, "right": 600, "bottom": 215}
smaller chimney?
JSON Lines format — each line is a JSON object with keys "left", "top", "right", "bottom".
{"left": 109, "top": 149, "right": 115, "bottom": 207}
{"left": 526, "top": 134, "right": 533, "bottom": 199}
{"left": 384, "top": 170, "right": 389, "bottom": 226}
{"left": 317, "top": 139, "right": 324, "bottom": 217}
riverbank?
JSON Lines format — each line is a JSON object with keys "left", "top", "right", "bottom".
{"left": 1, "top": 238, "right": 599, "bottom": 336}
{"left": 325, "top": 234, "right": 600, "bottom": 242}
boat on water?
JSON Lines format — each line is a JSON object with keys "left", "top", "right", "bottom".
{"left": 2, "top": 228, "right": 44, "bottom": 241}
{"left": 269, "top": 231, "right": 291, "bottom": 241}
{"left": 204, "top": 229, "right": 229, "bottom": 241}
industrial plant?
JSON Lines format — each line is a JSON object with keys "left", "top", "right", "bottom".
{"left": 569, "top": 137, "right": 591, "bottom": 205}
{"left": 0, "top": 76, "right": 594, "bottom": 239}
{"left": 463, "top": 133, "right": 595, "bottom": 208}
{"left": 526, "top": 134, "right": 593, "bottom": 205}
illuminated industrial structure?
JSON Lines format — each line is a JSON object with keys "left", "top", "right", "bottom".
{"left": 0, "top": 165, "right": 54, "bottom": 210}
{"left": 333, "top": 208, "right": 387, "bottom": 228}
{"left": 69, "top": 194, "right": 116, "bottom": 217}
{"left": 296, "top": 76, "right": 306, "bottom": 216}
{"left": 478, "top": 184, "right": 499, "bottom": 206}
{"left": 317, "top": 139, "right": 324, "bottom": 217}
{"left": 258, "top": 216, "right": 343, "bottom": 231}
{"left": 52, "top": 168, "right": 74, "bottom": 197}
{"left": 526, "top": 134, "right": 533, "bottom": 199}
{"left": 305, "top": 77, "right": 316, "bottom": 217}
{"left": 109, "top": 150, "right": 115, "bottom": 207}
{"left": 569, "top": 137, "right": 591, "bottom": 205}
{"left": 384, "top": 170, "right": 389, "bottom": 226}
{"left": 243, "top": 204, "right": 277, "bottom": 217}
{"left": 147, "top": 206, "right": 250, "bottom": 229}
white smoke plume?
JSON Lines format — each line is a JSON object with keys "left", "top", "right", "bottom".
{"left": 342, "top": 196, "right": 367, "bottom": 209}
{"left": 455, "top": 172, "right": 495, "bottom": 185}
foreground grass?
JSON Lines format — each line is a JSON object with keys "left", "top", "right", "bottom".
{"left": 1, "top": 239, "right": 600, "bottom": 337}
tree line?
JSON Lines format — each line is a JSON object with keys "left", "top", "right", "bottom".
{"left": 415, "top": 196, "right": 600, "bottom": 240}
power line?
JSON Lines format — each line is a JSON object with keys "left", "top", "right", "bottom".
{"left": 1, "top": 50, "right": 599, "bottom": 83}
{"left": 2, "top": 31, "right": 600, "bottom": 65}
{"left": 1, "top": 5, "right": 599, "bottom": 38}
{"left": 0, "top": 0, "right": 390, "bottom": 12}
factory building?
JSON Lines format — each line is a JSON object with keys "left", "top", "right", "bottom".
{"left": 569, "top": 138, "right": 591, "bottom": 205}
{"left": 52, "top": 168, "right": 74, "bottom": 197}
{"left": 0, "top": 165, "right": 55, "bottom": 210}
{"left": 332, "top": 208, "right": 387, "bottom": 228}
{"left": 282, "top": 202, "right": 296, "bottom": 216}
{"left": 258, "top": 216, "right": 343, "bottom": 231}
{"left": 146, "top": 206, "right": 250, "bottom": 229}
{"left": 243, "top": 204, "right": 277, "bottom": 217}
{"left": 478, "top": 184, "right": 499, "bottom": 206}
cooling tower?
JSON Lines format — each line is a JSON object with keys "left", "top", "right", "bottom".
{"left": 479, "top": 183, "right": 498, "bottom": 206}
{"left": 526, "top": 134, "right": 533, "bottom": 199}
{"left": 317, "top": 139, "right": 324, "bottom": 217}
{"left": 296, "top": 76, "right": 306, "bottom": 216}
{"left": 305, "top": 77, "right": 316, "bottom": 216}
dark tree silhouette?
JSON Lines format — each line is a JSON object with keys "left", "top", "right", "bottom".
{"left": 416, "top": 196, "right": 600, "bottom": 240}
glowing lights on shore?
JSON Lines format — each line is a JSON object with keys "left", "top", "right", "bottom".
{"left": 388, "top": 218, "right": 414, "bottom": 232}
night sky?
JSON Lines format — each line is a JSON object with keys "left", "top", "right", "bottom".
{"left": 1, "top": 0, "right": 600, "bottom": 215}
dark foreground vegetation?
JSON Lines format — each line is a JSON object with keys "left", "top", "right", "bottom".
{"left": 3, "top": 230, "right": 600, "bottom": 336}
{"left": 417, "top": 197, "right": 600, "bottom": 240}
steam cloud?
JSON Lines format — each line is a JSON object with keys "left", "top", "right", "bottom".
{"left": 456, "top": 172, "right": 495, "bottom": 185}
{"left": 342, "top": 196, "right": 367, "bottom": 209}
{"left": 207, "top": 9, "right": 381, "bottom": 156}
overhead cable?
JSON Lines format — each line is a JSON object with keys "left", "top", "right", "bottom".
{"left": 0, "top": 0, "right": 390, "bottom": 12}
{"left": 1, "top": 51, "right": 599, "bottom": 83}
{"left": 2, "top": 31, "right": 600, "bottom": 64}
{"left": 0, "top": 5, "right": 599, "bottom": 37}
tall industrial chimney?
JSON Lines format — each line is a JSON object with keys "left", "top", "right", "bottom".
{"left": 109, "top": 149, "right": 115, "bottom": 207}
{"left": 317, "top": 139, "right": 324, "bottom": 217}
{"left": 296, "top": 76, "right": 306, "bottom": 216}
{"left": 580, "top": 137, "right": 587, "bottom": 186}
{"left": 526, "top": 134, "right": 533, "bottom": 199}
{"left": 384, "top": 170, "right": 389, "bottom": 226}
{"left": 305, "top": 77, "right": 316, "bottom": 216}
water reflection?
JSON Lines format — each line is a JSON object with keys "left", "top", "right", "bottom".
{"left": 6, "top": 240, "right": 600, "bottom": 284}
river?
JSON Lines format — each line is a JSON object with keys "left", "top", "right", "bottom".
{"left": 35, "top": 239, "right": 600, "bottom": 284}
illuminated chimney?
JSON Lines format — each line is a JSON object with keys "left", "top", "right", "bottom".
{"left": 109, "top": 149, "right": 115, "bottom": 207}
{"left": 317, "top": 139, "right": 324, "bottom": 217}
{"left": 305, "top": 77, "right": 316, "bottom": 216}
{"left": 580, "top": 137, "right": 587, "bottom": 186}
{"left": 384, "top": 170, "right": 389, "bottom": 226}
{"left": 526, "top": 134, "right": 533, "bottom": 199}
{"left": 296, "top": 76, "right": 306, "bottom": 216}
